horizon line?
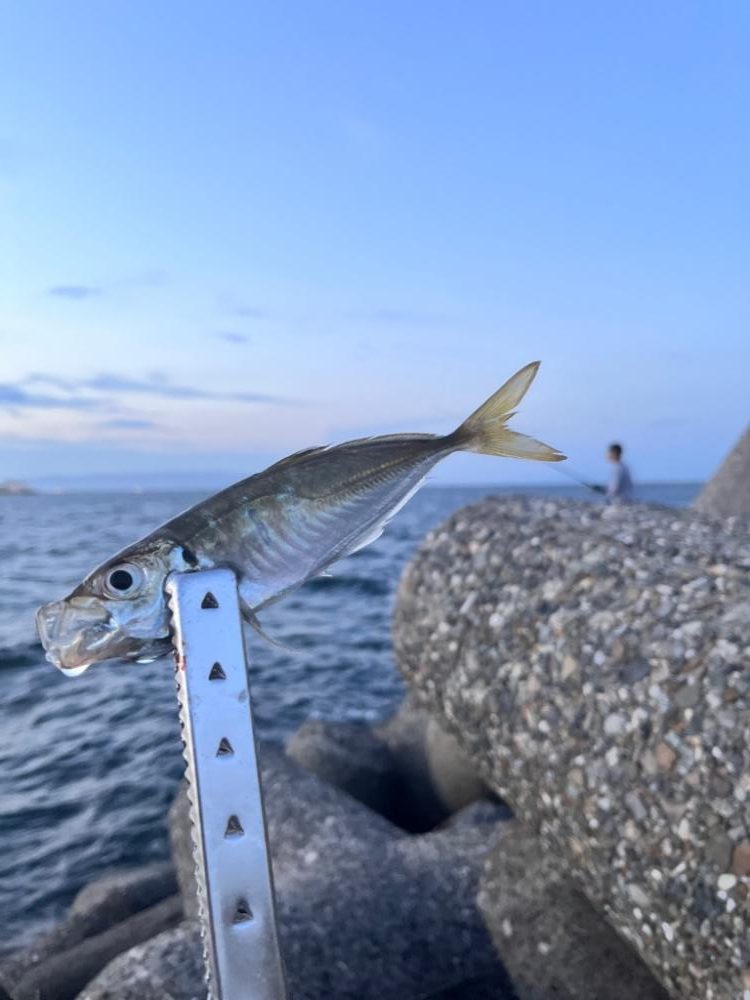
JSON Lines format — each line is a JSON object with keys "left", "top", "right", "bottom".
{"left": 6, "top": 478, "right": 706, "bottom": 495}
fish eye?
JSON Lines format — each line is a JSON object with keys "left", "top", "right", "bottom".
{"left": 103, "top": 563, "right": 144, "bottom": 598}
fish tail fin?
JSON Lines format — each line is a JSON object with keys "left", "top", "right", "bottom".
{"left": 451, "top": 361, "right": 566, "bottom": 462}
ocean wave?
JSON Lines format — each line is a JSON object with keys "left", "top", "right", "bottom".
{"left": 305, "top": 575, "right": 390, "bottom": 597}
{"left": 0, "top": 643, "right": 43, "bottom": 670}
{"left": 0, "top": 484, "right": 694, "bottom": 955}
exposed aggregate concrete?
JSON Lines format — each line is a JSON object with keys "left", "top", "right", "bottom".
{"left": 695, "top": 425, "right": 750, "bottom": 520}
{"left": 394, "top": 496, "right": 750, "bottom": 1000}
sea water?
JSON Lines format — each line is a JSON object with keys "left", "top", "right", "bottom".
{"left": 0, "top": 483, "right": 699, "bottom": 951}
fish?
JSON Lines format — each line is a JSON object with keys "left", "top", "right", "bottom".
{"left": 36, "top": 362, "right": 564, "bottom": 674}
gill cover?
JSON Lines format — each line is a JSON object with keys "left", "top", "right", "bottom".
{"left": 35, "top": 540, "right": 187, "bottom": 673}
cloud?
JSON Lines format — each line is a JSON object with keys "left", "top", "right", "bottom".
{"left": 99, "top": 418, "right": 159, "bottom": 430}
{"left": 24, "top": 373, "right": 76, "bottom": 390}
{"left": 26, "top": 372, "right": 284, "bottom": 405}
{"left": 85, "top": 372, "right": 280, "bottom": 402}
{"left": 214, "top": 332, "right": 248, "bottom": 344}
{"left": 234, "top": 306, "right": 266, "bottom": 319}
{"left": 0, "top": 384, "right": 104, "bottom": 410}
{"left": 48, "top": 284, "right": 102, "bottom": 300}
{"left": 47, "top": 270, "right": 166, "bottom": 300}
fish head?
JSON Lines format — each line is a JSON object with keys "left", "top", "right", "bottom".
{"left": 36, "top": 539, "right": 188, "bottom": 675}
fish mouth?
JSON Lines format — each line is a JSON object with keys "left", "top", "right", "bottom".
{"left": 36, "top": 599, "right": 116, "bottom": 675}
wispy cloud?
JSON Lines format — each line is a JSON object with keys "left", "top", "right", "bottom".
{"left": 99, "top": 417, "right": 159, "bottom": 430}
{"left": 0, "top": 384, "right": 104, "bottom": 410}
{"left": 47, "top": 270, "right": 166, "bottom": 301}
{"left": 26, "top": 372, "right": 285, "bottom": 405}
{"left": 24, "top": 373, "right": 75, "bottom": 391}
{"left": 214, "top": 331, "right": 248, "bottom": 344}
{"left": 48, "top": 285, "right": 101, "bottom": 300}
{"left": 234, "top": 306, "right": 266, "bottom": 319}
{"left": 84, "top": 372, "right": 279, "bottom": 403}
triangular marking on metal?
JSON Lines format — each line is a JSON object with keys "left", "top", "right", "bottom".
{"left": 233, "top": 899, "right": 253, "bottom": 923}
{"left": 225, "top": 814, "right": 244, "bottom": 837}
{"left": 201, "top": 592, "right": 219, "bottom": 609}
{"left": 216, "top": 737, "right": 234, "bottom": 757}
{"left": 209, "top": 662, "right": 226, "bottom": 680}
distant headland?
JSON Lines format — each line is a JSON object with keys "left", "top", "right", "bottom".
{"left": 0, "top": 480, "right": 35, "bottom": 495}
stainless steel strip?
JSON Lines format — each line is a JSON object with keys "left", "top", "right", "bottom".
{"left": 166, "top": 569, "right": 287, "bottom": 1000}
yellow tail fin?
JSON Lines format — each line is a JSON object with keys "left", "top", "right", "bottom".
{"left": 453, "top": 361, "right": 565, "bottom": 462}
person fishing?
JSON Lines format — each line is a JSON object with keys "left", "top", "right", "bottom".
{"left": 605, "top": 442, "right": 634, "bottom": 502}
{"left": 554, "top": 443, "right": 634, "bottom": 502}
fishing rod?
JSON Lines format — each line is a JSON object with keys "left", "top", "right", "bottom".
{"left": 554, "top": 461, "right": 606, "bottom": 495}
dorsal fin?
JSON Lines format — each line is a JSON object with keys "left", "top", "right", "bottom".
{"left": 261, "top": 445, "right": 329, "bottom": 474}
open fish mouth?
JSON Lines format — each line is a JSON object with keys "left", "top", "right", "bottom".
{"left": 36, "top": 600, "right": 115, "bottom": 674}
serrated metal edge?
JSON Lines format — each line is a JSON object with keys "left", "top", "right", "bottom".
{"left": 167, "top": 584, "right": 216, "bottom": 1000}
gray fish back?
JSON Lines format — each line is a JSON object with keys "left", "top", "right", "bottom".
{"left": 169, "top": 433, "right": 451, "bottom": 610}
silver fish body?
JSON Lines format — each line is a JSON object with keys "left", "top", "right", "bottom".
{"left": 36, "top": 362, "right": 564, "bottom": 673}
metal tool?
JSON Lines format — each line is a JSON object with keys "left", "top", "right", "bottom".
{"left": 167, "top": 569, "right": 288, "bottom": 1000}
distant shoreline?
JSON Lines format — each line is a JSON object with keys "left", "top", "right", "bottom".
{"left": 0, "top": 481, "right": 35, "bottom": 496}
{"left": 8, "top": 481, "right": 704, "bottom": 497}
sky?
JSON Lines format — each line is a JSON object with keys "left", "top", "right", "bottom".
{"left": 1, "top": 1, "right": 748, "bottom": 487}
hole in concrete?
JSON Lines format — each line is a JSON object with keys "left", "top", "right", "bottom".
{"left": 209, "top": 662, "right": 226, "bottom": 680}
{"left": 216, "top": 737, "right": 234, "bottom": 757}
{"left": 201, "top": 592, "right": 219, "bottom": 609}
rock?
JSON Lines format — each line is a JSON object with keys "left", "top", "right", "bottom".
{"left": 417, "top": 973, "right": 517, "bottom": 999}
{"left": 478, "top": 821, "right": 668, "bottom": 1000}
{"left": 394, "top": 496, "right": 750, "bottom": 1000}
{"left": 284, "top": 710, "right": 491, "bottom": 834}
{"left": 169, "top": 795, "right": 201, "bottom": 924}
{"left": 70, "top": 863, "right": 177, "bottom": 919}
{"left": 375, "top": 696, "right": 447, "bottom": 830}
{"left": 0, "top": 862, "right": 177, "bottom": 994}
{"left": 694, "top": 425, "right": 750, "bottom": 519}
{"left": 443, "top": 800, "right": 513, "bottom": 830}
{"left": 286, "top": 719, "right": 397, "bottom": 819}
{"left": 654, "top": 741, "right": 676, "bottom": 771}
{"left": 79, "top": 929, "right": 513, "bottom": 1000}
{"left": 12, "top": 895, "right": 182, "bottom": 1000}
{"left": 91, "top": 745, "right": 509, "bottom": 1000}
{"left": 425, "top": 717, "right": 490, "bottom": 814}
{"left": 169, "top": 741, "right": 401, "bottom": 920}
{"left": 376, "top": 696, "right": 491, "bottom": 831}
{"left": 77, "top": 924, "right": 203, "bottom": 1000}
{"left": 731, "top": 840, "right": 750, "bottom": 877}
{"left": 275, "top": 819, "right": 507, "bottom": 1000}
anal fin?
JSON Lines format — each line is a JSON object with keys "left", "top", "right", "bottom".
{"left": 239, "top": 598, "right": 297, "bottom": 652}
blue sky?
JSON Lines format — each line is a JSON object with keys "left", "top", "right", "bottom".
{"left": 1, "top": 1, "right": 748, "bottom": 486}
